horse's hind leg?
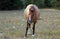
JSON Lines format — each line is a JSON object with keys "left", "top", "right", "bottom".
{"left": 32, "top": 22, "right": 36, "bottom": 36}
{"left": 25, "top": 21, "right": 31, "bottom": 37}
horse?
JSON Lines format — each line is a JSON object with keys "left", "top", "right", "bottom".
{"left": 24, "top": 4, "right": 40, "bottom": 37}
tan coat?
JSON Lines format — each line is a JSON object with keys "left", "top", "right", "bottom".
{"left": 24, "top": 4, "right": 40, "bottom": 22}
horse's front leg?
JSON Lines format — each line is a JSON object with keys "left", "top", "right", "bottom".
{"left": 25, "top": 21, "right": 30, "bottom": 37}
{"left": 32, "top": 22, "right": 36, "bottom": 36}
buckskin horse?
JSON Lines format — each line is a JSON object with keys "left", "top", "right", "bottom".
{"left": 24, "top": 4, "right": 40, "bottom": 37}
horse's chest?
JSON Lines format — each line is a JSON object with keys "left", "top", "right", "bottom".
{"left": 31, "top": 13, "right": 37, "bottom": 21}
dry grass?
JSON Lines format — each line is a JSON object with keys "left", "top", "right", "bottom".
{"left": 0, "top": 9, "right": 60, "bottom": 39}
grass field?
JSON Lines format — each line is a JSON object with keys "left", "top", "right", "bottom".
{"left": 0, "top": 9, "right": 60, "bottom": 39}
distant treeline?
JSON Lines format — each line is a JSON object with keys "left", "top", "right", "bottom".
{"left": 0, "top": 0, "right": 60, "bottom": 10}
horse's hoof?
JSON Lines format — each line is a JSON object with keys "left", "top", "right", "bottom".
{"left": 32, "top": 34, "right": 35, "bottom": 37}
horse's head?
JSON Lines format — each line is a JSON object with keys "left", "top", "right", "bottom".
{"left": 29, "top": 6, "right": 35, "bottom": 13}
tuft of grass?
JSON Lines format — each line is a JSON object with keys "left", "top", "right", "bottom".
{"left": 8, "top": 31, "right": 21, "bottom": 37}
{"left": 40, "top": 30, "right": 60, "bottom": 36}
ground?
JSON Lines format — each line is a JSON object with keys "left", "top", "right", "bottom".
{"left": 0, "top": 9, "right": 60, "bottom": 39}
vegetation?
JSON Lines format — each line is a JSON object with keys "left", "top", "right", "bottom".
{"left": 0, "top": 0, "right": 60, "bottom": 10}
{"left": 0, "top": 0, "right": 23, "bottom": 10}
{"left": 0, "top": 9, "right": 60, "bottom": 39}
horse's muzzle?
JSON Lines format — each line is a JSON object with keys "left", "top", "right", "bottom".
{"left": 28, "top": 15, "right": 32, "bottom": 24}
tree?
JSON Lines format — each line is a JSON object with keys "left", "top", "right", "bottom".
{"left": 50, "top": 0, "right": 57, "bottom": 8}
{"left": 50, "top": 0, "right": 60, "bottom": 9}
{"left": 25, "top": 0, "right": 45, "bottom": 8}
{"left": 0, "top": 0, "right": 24, "bottom": 10}
{"left": 44, "top": 0, "right": 52, "bottom": 8}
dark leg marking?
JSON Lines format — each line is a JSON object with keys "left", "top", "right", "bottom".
{"left": 32, "top": 22, "right": 36, "bottom": 35}
{"left": 25, "top": 21, "right": 31, "bottom": 37}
